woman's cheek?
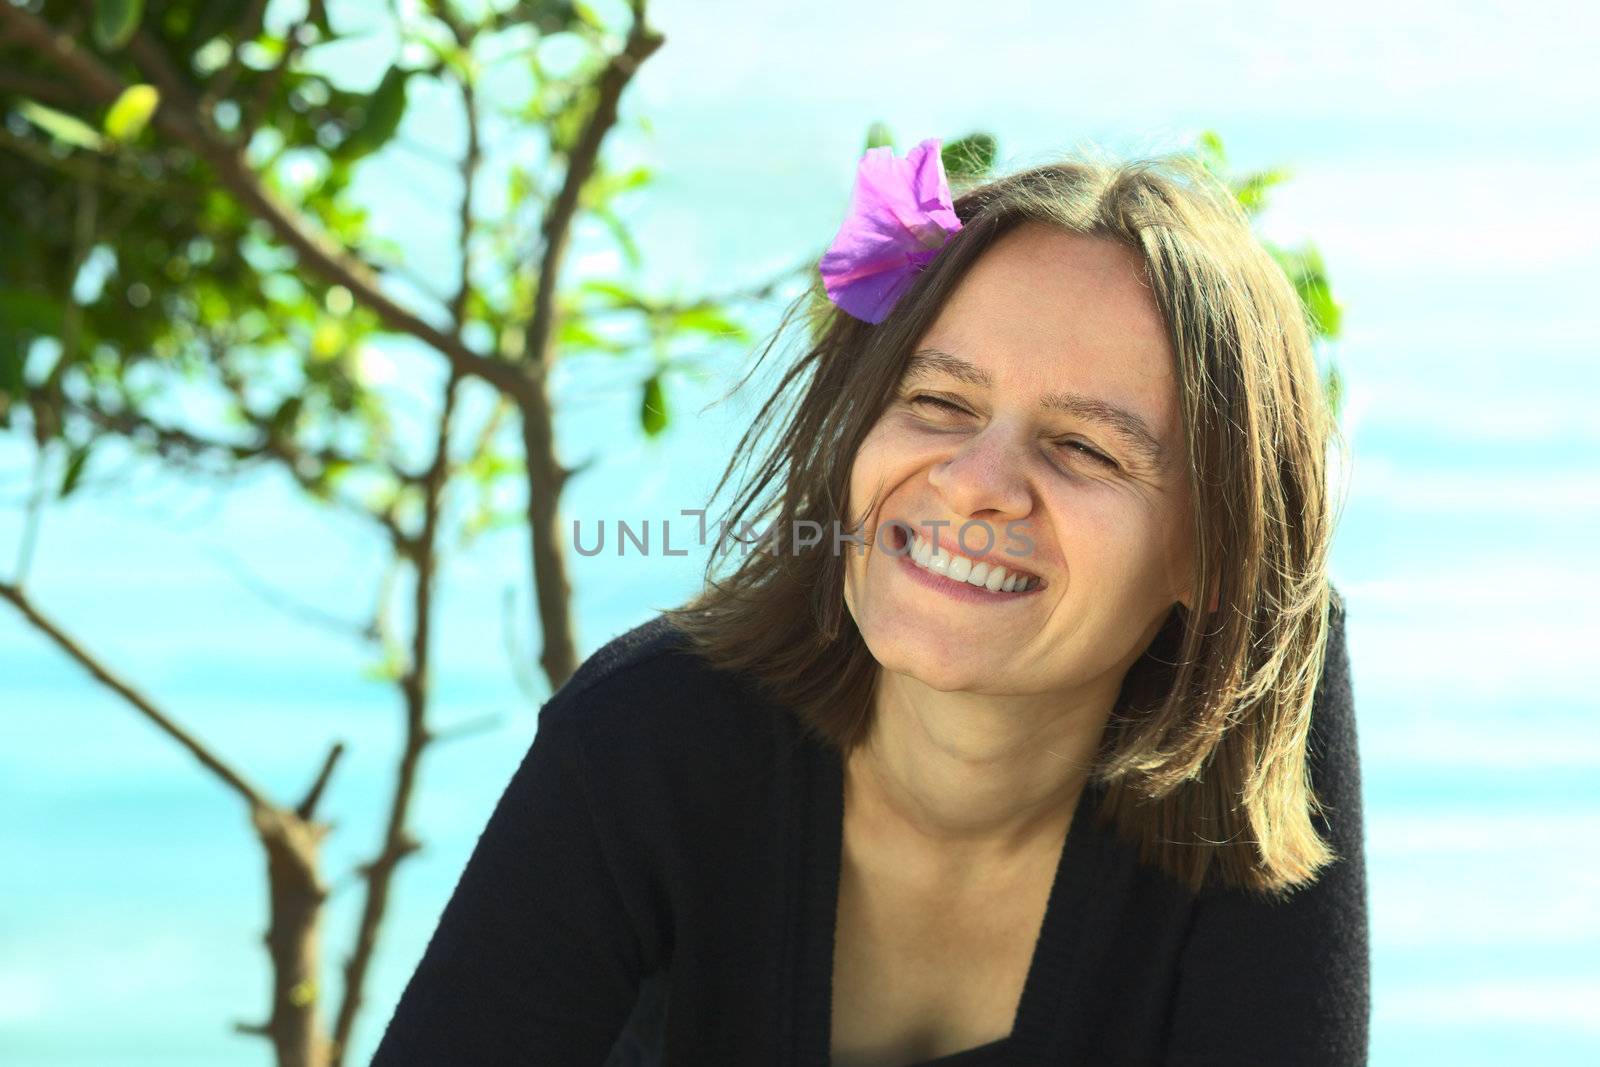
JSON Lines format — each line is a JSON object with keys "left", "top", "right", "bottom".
{"left": 852, "top": 424, "right": 942, "bottom": 508}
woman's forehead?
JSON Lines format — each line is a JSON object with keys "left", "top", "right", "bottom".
{"left": 914, "top": 228, "right": 1179, "bottom": 419}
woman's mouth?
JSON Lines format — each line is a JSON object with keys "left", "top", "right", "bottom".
{"left": 886, "top": 524, "right": 1046, "bottom": 602}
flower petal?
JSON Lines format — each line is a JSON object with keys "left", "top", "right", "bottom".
{"left": 819, "top": 137, "right": 964, "bottom": 324}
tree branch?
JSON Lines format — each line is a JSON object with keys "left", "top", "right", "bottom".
{"left": 210, "top": 545, "right": 381, "bottom": 646}
{"left": 518, "top": 5, "right": 664, "bottom": 371}
{"left": 0, "top": 580, "right": 271, "bottom": 812}
{"left": 64, "top": 405, "right": 405, "bottom": 553}
{"left": 295, "top": 741, "right": 346, "bottom": 820}
{"left": 507, "top": 1, "right": 665, "bottom": 689}
{"left": 449, "top": 43, "right": 481, "bottom": 327}
{"left": 0, "top": 70, "right": 83, "bottom": 106}
{"left": 328, "top": 366, "right": 464, "bottom": 1067}
{"left": 199, "top": 0, "right": 272, "bottom": 119}
{"left": 0, "top": 4, "right": 527, "bottom": 400}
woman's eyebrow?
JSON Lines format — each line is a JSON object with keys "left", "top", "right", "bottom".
{"left": 905, "top": 348, "right": 1169, "bottom": 468}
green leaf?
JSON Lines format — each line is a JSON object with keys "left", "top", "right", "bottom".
{"left": 465, "top": 451, "right": 522, "bottom": 485}
{"left": 573, "top": 1, "right": 608, "bottom": 32}
{"left": 92, "top": 0, "right": 143, "bottom": 51}
{"left": 864, "top": 121, "right": 895, "bottom": 151}
{"left": 1194, "top": 129, "right": 1227, "bottom": 174}
{"left": 557, "top": 317, "right": 627, "bottom": 354}
{"left": 339, "top": 67, "right": 410, "bottom": 161}
{"left": 580, "top": 279, "right": 644, "bottom": 309}
{"left": 1273, "top": 243, "right": 1342, "bottom": 340}
{"left": 360, "top": 649, "right": 407, "bottom": 684}
{"left": 1300, "top": 276, "right": 1343, "bottom": 339}
{"left": 527, "top": 0, "right": 579, "bottom": 34}
{"left": 0, "top": 337, "right": 27, "bottom": 397}
{"left": 310, "top": 320, "right": 347, "bottom": 360}
{"left": 0, "top": 291, "right": 65, "bottom": 335}
{"left": 321, "top": 460, "right": 355, "bottom": 488}
{"left": 181, "top": 0, "right": 253, "bottom": 52}
{"left": 61, "top": 444, "right": 92, "bottom": 498}
{"left": 673, "top": 305, "right": 747, "bottom": 341}
{"left": 1232, "top": 167, "right": 1291, "bottom": 216}
{"left": 104, "top": 84, "right": 160, "bottom": 142}
{"left": 639, "top": 374, "right": 667, "bottom": 437}
{"left": 941, "top": 133, "right": 997, "bottom": 180}
{"left": 268, "top": 395, "right": 304, "bottom": 436}
{"left": 584, "top": 164, "right": 652, "bottom": 199}
{"left": 592, "top": 206, "right": 642, "bottom": 271}
{"left": 18, "top": 100, "right": 107, "bottom": 152}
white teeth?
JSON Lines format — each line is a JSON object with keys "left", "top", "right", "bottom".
{"left": 905, "top": 533, "right": 1037, "bottom": 595}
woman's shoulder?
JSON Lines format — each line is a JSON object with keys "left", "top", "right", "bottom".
{"left": 549, "top": 612, "right": 700, "bottom": 705}
{"left": 536, "top": 612, "right": 799, "bottom": 769}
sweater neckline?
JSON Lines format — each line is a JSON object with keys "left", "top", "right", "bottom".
{"left": 789, "top": 733, "right": 1135, "bottom": 1067}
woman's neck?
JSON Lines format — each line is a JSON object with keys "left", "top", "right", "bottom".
{"left": 845, "top": 670, "right": 1115, "bottom": 866}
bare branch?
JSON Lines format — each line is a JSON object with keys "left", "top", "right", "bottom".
{"left": 509, "top": 1, "right": 665, "bottom": 690}
{"left": 15, "top": 174, "right": 96, "bottom": 523}
{"left": 450, "top": 67, "right": 481, "bottom": 327}
{"left": 329, "top": 367, "right": 465, "bottom": 1067}
{"left": 518, "top": 6, "right": 664, "bottom": 371}
{"left": 296, "top": 741, "right": 347, "bottom": 820}
{"left": 66, "top": 396, "right": 412, "bottom": 544}
{"left": 210, "top": 545, "right": 380, "bottom": 645}
{"left": 0, "top": 581, "right": 272, "bottom": 812}
{"left": 13, "top": 442, "right": 49, "bottom": 584}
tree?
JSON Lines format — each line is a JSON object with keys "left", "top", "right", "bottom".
{"left": 0, "top": 0, "right": 775, "bottom": 1063}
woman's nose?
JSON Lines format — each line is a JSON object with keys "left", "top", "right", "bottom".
{"left": 926, "top": 423, "right": 1033, "bottom": 522}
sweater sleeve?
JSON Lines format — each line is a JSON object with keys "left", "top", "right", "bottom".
{"left": 368, "top": 696, "right": 648, "bottom": 1065}
{"left": 1163, "top": 594, "right": 1371, "bottom": 1066}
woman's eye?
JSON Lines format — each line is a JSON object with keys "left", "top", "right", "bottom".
{"left": 1059, "top": 439, "right": 1117, "bottom": 468}
{"left": 909, "top": 394, "right": 1116, "bottom": 470}
{"left": 909, "top": 394, "right": 968, "bottom": 415}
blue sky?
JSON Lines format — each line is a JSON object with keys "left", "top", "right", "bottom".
{"left": 2, "top": 0, "right": 1598, "bottom": 1063}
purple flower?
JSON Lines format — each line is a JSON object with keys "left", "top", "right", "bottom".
{"left": 819, "top": 137, "right": 964, "bottom": 324}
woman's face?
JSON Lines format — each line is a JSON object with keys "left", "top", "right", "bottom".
{"left": 843, "top": 223, "right": 1198, "bottom": 699}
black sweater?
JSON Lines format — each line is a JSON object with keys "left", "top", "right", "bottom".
{"left": 370, "top": 600, "right": 1368, "bottom": 1065}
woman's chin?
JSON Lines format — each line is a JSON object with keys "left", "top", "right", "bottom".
{"left": 860, "top": 628, "right": 1008, "bottom": 693}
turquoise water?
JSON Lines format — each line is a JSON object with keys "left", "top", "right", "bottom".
{"left": 3, "top": 1, "right": 1598, "bottom": 1063}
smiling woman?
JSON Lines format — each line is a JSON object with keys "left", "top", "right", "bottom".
{"left": 371, "top": 147, "right": 1366, "bottom": 1066}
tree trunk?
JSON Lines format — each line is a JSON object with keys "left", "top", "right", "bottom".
{"left": 521, "top": 372, "right": 578, "bottom": 689}
{"left": 252, "top": 805, "right": 331, "bottom": 1067}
